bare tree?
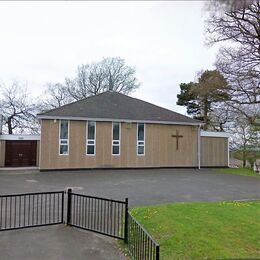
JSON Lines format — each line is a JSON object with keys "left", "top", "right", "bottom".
{"left": 39, "top": 57, "right": 140, "bottom": 113}
{"left": 40, "top": 83, "right": 74, "bottom": 111}
{"left": 65, "top": 64, "right": 106, "bottom": 100}
{"left": 229, "top": 115, "right": 260, "bottom": 167}
{"left": 205, "top": 0, "right": 260, "bottom": 124}
{"left": 215, "top": 48, "right": 260, "bottom": 123}
{"left": 205, "top": 0, "right": 255, "bottom": 14}
{"left": 208, "top": 102, "right": 234, "bottom": 131}
{"left": 0, "top": 82, "right": 39, "bottom": 134}
{"left": 101, "top": 57, "right": 140, "bottom": 93}
{"left": 66, "top": 57, "right": 140, "bottom": 101}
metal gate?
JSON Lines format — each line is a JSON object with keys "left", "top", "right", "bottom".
{"left": 0, "top": 191, "right": 64, "bottom": 231}
{"left": 66, "top": 189, "right": 128, "bottom": 240}
{"left": 0, "top": 189, "right": 159, "bottom": 259}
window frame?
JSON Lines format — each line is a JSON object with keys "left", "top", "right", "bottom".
{"left": 86, "top": 121, "right": 96, "bottom": 156}
{"left": 59, "top": 120, "right": 69, "bottom": 156}
{"left": 112, "top": 122, "right": 121, "bottom": 156}
{"left": 137, "top": 123, "right": 145, "bottom": 156}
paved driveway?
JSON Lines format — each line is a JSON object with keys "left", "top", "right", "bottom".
{"left": 0, "top": 225, "right": 125, "bottom": 260}
{"left": 0, "top": 168, "right": 259, "bottom": 260}
{"left": 0, "top": 168, "right": 259, "bottom": 207}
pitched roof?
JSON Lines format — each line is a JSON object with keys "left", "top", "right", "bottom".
{"left": 38, "top": 91, "right": 202, "bottom": 125}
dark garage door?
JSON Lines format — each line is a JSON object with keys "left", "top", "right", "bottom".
{"left": 5, "top": 140, "right": 37, "bottom": 167}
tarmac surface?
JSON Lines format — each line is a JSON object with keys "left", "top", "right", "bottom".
{"left": 0, "top": 167, "right": 259, "bottom": 260}
{"left": 0, "top": 225, "right": 126, "bottom": 260}
{"left": 0, "top": 168, "right": 259, "bottom": 206}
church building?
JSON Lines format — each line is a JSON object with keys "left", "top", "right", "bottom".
{"left": 37, "top": 91, "right": 229, "bottom": 171}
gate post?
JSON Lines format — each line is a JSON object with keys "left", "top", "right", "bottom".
{"left": 61, "top": 191, "right": 65, "bottom": 223}
{"left": 124, "top": 198, "right": 128, "bottom": 244}
{"left": 66, "top": 188, "right": 72, "bottom": 225}
{"left": 156, "top": 245, "right": 160, "bottom": 260}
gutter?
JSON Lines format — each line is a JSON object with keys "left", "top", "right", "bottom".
{"left": 37, "top": 115, "right": 202, "bottom": 126}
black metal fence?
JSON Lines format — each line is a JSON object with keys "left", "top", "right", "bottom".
{"left": 67, "top": 189, "right": 128, "bottom": 240}
{"left": 127, "top": 212, "right": 160, "bottom": 260}
{"left": 0, "top": 189, "right": 160, "bottom": 259}
{"left": 0, "top": 191, "right": 64, "bottom": 231}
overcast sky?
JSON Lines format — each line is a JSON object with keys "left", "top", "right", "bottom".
{"left": 0, "top": 1, "right": 219, "bottom": 114}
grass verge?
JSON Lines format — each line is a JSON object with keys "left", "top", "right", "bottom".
{"left": 130, "top": 201, "right": 260, "bottom": 259}
{"left": 217, "top": 167, "right": 260, "bottom": 178}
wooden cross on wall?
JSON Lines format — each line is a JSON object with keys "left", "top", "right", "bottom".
{"left": 171, "top": 130, "right": 183, "bottom": 150}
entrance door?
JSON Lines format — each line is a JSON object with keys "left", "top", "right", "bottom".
{"left": 5, "top": 141, "right": 37, "bottom": 167}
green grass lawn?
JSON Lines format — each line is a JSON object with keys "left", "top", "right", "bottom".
{"left": 217, "top": 167, "right": 260, "bottom": 178}
{"left": 131, "top": 201, "right": 260, "bottom": 259}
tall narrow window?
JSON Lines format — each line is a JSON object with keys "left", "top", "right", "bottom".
{"left": 112, "top": 122, "right": 120, "bottom": 155}
{"left": 87, "top": 121, "right": 96, "bottom": 155}
{"left": 137, "top": 123, "right": 145, "bottom": 155}
{"left": 59, "top": 120, "right": 69, "bottom": 155}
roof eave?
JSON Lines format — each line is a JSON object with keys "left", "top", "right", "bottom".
{"left": 200, "top": 131, "right": 230, "bottom": 138}
{"left": 37, "top": 115, "right": 203, "bottom": 126}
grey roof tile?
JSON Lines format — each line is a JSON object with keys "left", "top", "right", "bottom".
{"left": 38, "top": 91, "right": 202, "bottom": 124}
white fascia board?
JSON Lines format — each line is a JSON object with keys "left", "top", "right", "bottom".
{"left": 0, "top": 134, "right": 40, "bottom": 141}
{"left": 200, "top": 131, "right": 230, "bottom": 138}
{"left": 37, "top": 115, "right": 202, "bottom": 126}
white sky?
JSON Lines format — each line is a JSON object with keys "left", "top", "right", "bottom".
{"left": 0, "top": 1, "right": 219, "bottom": 114}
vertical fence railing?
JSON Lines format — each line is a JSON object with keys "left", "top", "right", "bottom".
{"left": 0, "top": 191, "right": 64, "bottom": 231}
{"left": 127, "top": 212, "right": 160, "bottom": 260}
{"left": 67, "top": 190, "right": 127, "bottom": 240}
{"left": 0, "top": 189, "right": 160, "bottom": 259}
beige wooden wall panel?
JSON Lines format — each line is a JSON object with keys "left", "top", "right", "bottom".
{"left": 200, "top": 137, "right": 228, "bottom": 167}
{"left": 36, "top": 140, "right": 40, "bottom": 167}
{"left": 40, "top": 119, "right": 199, "bottom": 170}
{"left": 0, "top": 140, "right": 5, "bottom": 167}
